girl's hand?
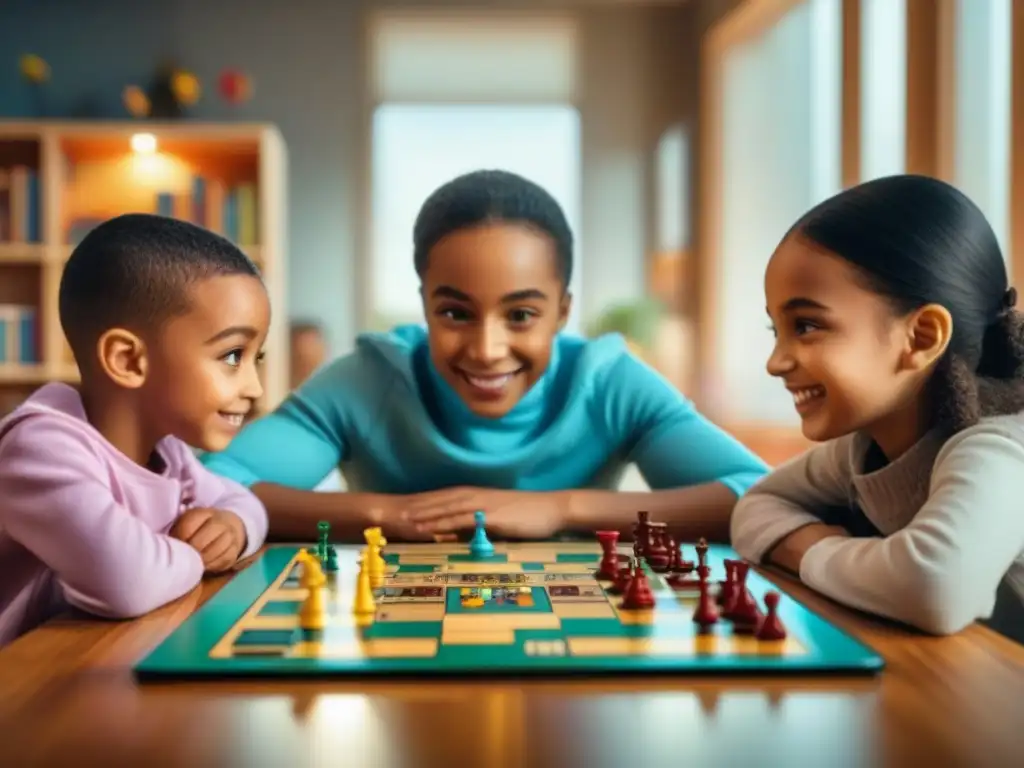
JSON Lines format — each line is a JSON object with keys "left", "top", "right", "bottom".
{"left": 402, "top": 487, "right": 571, "bottom": 540}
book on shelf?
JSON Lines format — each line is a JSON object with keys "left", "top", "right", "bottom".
{"left": 65, "top": 174, "right": 258, "bottom": 247}
{"left": 0, "top": 166, "right": 42, "bottom": 243}
{"left": 0, "top": 304, "right": 39, "bottom": 365}
{"left": 152, "top": 176, "right": 259, "bottom": 246}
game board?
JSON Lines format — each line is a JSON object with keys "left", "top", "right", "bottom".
{"left": 134, "top": 538, "right": 884, "bottom": 678}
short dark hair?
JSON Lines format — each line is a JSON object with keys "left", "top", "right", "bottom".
{"left": 412, "top": 169, "right": 574, "bottom": 288}
{"left": 792, "top": 174, "right": 1024, "bottom": 433}
{"left": 59, "top": 213, "right": 261, "bottom": 364}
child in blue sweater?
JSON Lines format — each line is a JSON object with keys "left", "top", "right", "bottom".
{"left": 203, "top": 170, "right": 768, "bottom": 542}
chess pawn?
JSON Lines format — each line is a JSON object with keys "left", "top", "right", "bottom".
{"left": 300, "top": 550, "right": 326, "bottom": 588}
{"left": 692, "top": 568, "right": 719, "bottom": 630}
{"left": 299, "top": 585, "right": 327, "bottom": 630}
{"left": 595, "top": 530, "right": 621, "bottom": 580}
{"left": 756, "top": 591, "right": 787, "bottom": 641}
{"left": 621, "top": 562, "right": 655, "bottom": 610}
{"left": 352, "top": 561, "right": 376, "bottom": 616}
{"left": 324, "top": 546, "right": 340, "bottom": 573}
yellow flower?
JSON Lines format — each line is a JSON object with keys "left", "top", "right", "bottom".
{"left": 170, "top": 70, "right": 201, "bottom": 105}
{"left": 122, "top": 85, "right": 150, "bottom": 118}
{"left": 20, "top": 54, "right": 50, "bottom": 83}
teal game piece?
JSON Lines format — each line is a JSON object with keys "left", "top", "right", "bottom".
{"left": 132, "top": 539, "right": 885, "bottom": 679}
{"left": 324, "top": 546, "right": 339, "bottom": 572}
{"left": 317, "top": 521, "right": 330, "bottom": 561}
{"left": 468, "top": 510, "right": 494, "bottom": 558}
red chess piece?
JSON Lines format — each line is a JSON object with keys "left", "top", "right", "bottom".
{"left": 692, "top": 568, "right": 719, "bottom": 629}
{"left": 610, "top": 563, "right": 633, "bottom": 595}
{"left": 756, "top": 591, "right": 787, "bottom": 641}
{"left": 725, "top": 561, "right": 762, "bottom": 631}
{"left": 695, "top": 537, "right": 709, "bottom": 570}
{"left": 667, "top": 535, "right": 680, "bottom": 570}
{"left": 620, "top": 562, "right": 655, "bottom": 609}
{"left": 646, "top": 523, "right": 670, "bottom": 571}
{"left": 595, "top": 530, "right": 621, "bottom": 580}
{"left": 718, "top": 560, "right": 738, "bottom": 608}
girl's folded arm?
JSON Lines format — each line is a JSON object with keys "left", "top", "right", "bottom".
{"left": 729, "top": 436, "right": 856, "bottom": 563}
{"left": 796, "top": 426, "right": 1024, "bottom": 635}
{"left": 0, "top": 422, "right": 205, "bottom": 618}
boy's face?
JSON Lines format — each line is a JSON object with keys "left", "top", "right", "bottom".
{"left": 421, "top": 223, "right": 570, "bottom": 418}
{"left": 146, "top": 274, "right": 271, "bottom": 451}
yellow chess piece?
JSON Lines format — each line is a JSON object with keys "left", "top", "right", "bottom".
{"left": 299, "top": 583, "right": 327, "bottom": 631}
{"left": 352, "top": 558, "right": 376, "bottom": 617}
{"left": 362, "top": 528, "right": 386, "bottom": 579}
{"left": 298, "top": 549, "right": 326, "bottom": 589}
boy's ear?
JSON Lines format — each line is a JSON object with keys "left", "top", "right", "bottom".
{"left": 903, "top": 303, "right": 952, "bottom": 372}
{"left": 96, "top": 328, "right": 148, "bottom": 388}
{"left": 558, "top": 292, "right": 573, "bottom": 330}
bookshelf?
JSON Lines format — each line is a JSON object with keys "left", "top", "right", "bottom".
{"left": 0, "top": 121, "right": 289, "bottom": 419}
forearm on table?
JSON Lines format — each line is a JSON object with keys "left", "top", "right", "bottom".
{"left": 252, "top": 483, "right": 390, "bottom": 542}
{"left": 763, "top": 522, "right": 849, "bottom": 577}
{"left": 563, "top": 482, "right": 740, "bottom": 542}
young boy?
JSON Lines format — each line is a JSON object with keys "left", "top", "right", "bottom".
{"left": 0, "top": 213, "right": 270, "bottom": 647}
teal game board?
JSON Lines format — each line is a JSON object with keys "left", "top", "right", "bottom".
{"left": 133, "top": 541, "right": 884, "bottom": 678}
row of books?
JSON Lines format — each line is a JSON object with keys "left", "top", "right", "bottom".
{"left": 156, "top": 176, "right": 259, "bottom": 245}
{"left": 0, "top": 305, "right": 38, "bottom": 364}
{"left": 0, "top": 166, "right": 42, "bottom": 243}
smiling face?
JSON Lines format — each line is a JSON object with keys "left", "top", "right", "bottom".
{"left": 144, "top": 274, "right": 271, "bottom": 451}
{"left": 764, "top": 234, "right": 935, "bottom": 450}
{"left": 420, "top": 223, "right": 570, "bottom": 418}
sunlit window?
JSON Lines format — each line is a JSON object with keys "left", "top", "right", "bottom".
{"left": 952, "top": 0, "right": 1012, "bottom": 272}
{"left": 860, "top": 0, "right": 907, "bottom": 180}
{"left": 369, "top": 103, "right": 583, "bottom": 332}
{"left": 716, "top": 0, "right": 843, "bottom": 423}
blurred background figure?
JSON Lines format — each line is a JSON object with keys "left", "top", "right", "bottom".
{"left": 290, "top": 321, "right": 328, "bottom": 390}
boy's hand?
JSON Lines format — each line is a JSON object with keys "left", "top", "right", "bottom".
{"left": 170, "top": 507, "right": 248, "bottom": 574}
{"left": 402, "top": 488, "right": 569, "bottom": 540}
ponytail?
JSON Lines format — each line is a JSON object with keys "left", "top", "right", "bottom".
{"left": 976, "top": 303, "right": 1024, "bottom": 379}
{"left": 932, "top": 293, "right": 1024, "bottom": 433}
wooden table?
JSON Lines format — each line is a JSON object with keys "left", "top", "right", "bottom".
{"left": 0, "top": 562, "right": 1021, "bottom": 768}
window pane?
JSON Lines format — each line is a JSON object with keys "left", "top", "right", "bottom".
{"left": 860, "top": 0, "right": 907, "bottom": 180}
{"left": 953, "top": 0, "right": 1013, "bottom": 272}
{"left": 370, "top": 103, "right": 583, "bottom": 332}
{"left": 716, "top": 0, "right": 843, "bottom": 424}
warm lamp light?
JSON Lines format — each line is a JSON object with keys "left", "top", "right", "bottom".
{"left": 130, "top": 133, "right": 157, "bottom": 154}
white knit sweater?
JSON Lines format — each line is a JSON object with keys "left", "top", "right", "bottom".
{"left": 730, "top": 414, "right": 1024, "bottom": 643}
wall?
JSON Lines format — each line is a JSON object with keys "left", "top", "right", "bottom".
{"left": 0, "top": 0, "right": 698, "bottom": 358}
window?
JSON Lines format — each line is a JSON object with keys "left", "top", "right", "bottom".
{"left": 369, "top": 103, "right": 583, "bottom": 332}
{"left": 715, "top": 0, "right": 843, "bottom": 424}
{"left": 952, "top": 0, "right": 1013, "bottom": 271}
{"left": 860, "top": 0, "right": 907, "bottom": 180}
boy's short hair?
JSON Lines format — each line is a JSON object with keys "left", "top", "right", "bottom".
{"left": 58, "top": 213, "right": 261, "bottom": 365}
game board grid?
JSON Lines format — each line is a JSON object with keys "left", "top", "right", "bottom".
{"left": 133, "top": 541, "right": 886, "bottom": 676}
{"left": 210, "top": 545, "right": 810, "bottom": 661}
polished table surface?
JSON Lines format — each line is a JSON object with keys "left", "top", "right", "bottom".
{"left": 0, "top": 550, "right": 1022, "bottom": 768}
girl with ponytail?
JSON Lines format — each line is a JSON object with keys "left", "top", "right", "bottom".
{"left": 731, "top": 174, "right": 1024, "bottom": 644}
